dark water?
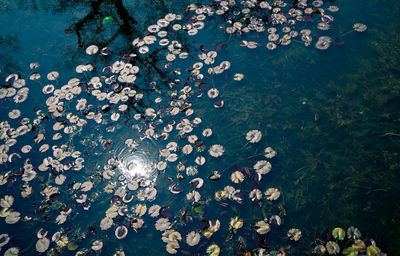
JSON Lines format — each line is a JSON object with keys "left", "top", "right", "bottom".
{"left": 1, "top": 0, "right": 400, "bottom": 255}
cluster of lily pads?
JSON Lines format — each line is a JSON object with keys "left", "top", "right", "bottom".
{"left": 184, "top": 0, "right": 367, "bottom": 50}
{"left": 0, "top": 0, "right": 381, "bottom": 256}
{"left": 312, "top": 227, "right": 385, "bottom": 256}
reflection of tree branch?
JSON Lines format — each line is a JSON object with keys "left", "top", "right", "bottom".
{"left": 65, "top": 0, "right": 138, "bottom": 48}
{"left": 65, "top": 0, "right": 102, "bottom": 47}
{"left": 113, "top": 0, "right": 137, "bottom": 34}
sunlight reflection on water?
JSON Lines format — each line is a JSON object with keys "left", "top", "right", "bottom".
{"left": 115, "top": 139, "right": 160, "bottom": 185}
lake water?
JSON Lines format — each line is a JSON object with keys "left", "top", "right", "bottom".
{"left": 0, "top": 0, "right": 399, "bottom": 255}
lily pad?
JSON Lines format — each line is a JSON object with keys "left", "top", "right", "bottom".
{"left": 332, "top": 227, "right": 345, "bottom": 240}
{"left": 67, "top": 241, "right": 79, "bottom": 251}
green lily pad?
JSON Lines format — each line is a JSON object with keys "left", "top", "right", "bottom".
{"left": 343, "top": 247, "right": 358, "bottom": 256}
{"left": 332, "top": 227, "right": 345, "bottom": 240}
{"left": 366, "top": 246, "right": 381, "bottom": 256}
{"left": 67, "top": 241, "right": 79, "bottom": 251}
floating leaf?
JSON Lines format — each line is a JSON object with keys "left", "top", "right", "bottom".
{"left": 287, "top": 228, "right": 302, "bottom": 241}
{"left": 135, "top": 204, "right": 147, "bottom": 216}
{"left": 366, "top": 246, "right": 381, "bottom": 256}
{"left": 255, "top": 219, "right": 270, "bottom": 234}
{"left": 230, "top": 216, "right": 243, "bottom": 230}
{"left": 36, "top": 238, "right": 50, "bottom": 253}
{"left": 206, "top": 244, "right": 220, "bottom": 256}
{"left": 265, "top": 188, "right": 280, "bottom": 201}
{"left": 91, "top": 240, "right": 103, "bottom": 251}
{"left": 106, "top": 206, "right": 118, "bottom": 218}
{"left": 186, "top": 231, "right": 201, "bottom": 246}
{"left": 352, "top": 239, "right": 366, "bottom": 252}
{"left": 231, "top": 171, "right": 244, "bottom": 183}
{"left": 67, "top": 242, "right": 79, "bottom": 251}
{"left": 326, "top": 241, "right": 340, "bottom": 255}
{"left": 343, "top": 247, "right": 358, "bottom": 256}
{"left": 313, "top": 245, "right": 326, "bottom": 255}
{"left": 332, "top": 227, "right": 345, "bottom": 240}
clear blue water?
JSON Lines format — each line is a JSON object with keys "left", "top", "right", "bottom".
{"left": 1, "top": 0, "right": 399, "bottom": 255}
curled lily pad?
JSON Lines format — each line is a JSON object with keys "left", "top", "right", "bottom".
{"left": 115, "top": 226, "right": 128, "bottom": 239}
{"left": 208, "top": 171, "right": 221, "bottom": 180}
{"left": 190, "top": 178, "right": 204, "bottom": 189}
{"left": 234, "top": 73, "right": 244, "bottom": 81}
{"left": 131, "top": 218, "right": 144, "bottom": 230}
{"left": 91, "top": 240, "right": 103, "bottom": 251}
{"left": 332, "top": 227, "right": 345, "bottom": 240}
{"left": 0, "top": 233, "right": 10, "bottom": 247}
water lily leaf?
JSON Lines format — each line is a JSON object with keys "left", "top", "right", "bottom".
{"left": 106, "top": 206, "right": 118, "bottom": 218}
{"left": 332, "top": 227, "right": 345, "bottom": 240}
{"left": 313, "top": 245, "right": 326, "bottom": 255}
{"left": 230, "top": 216, "right": 243, "bottom": 230}
{"left": 0, "top": 208, "right": 12, "bottom": 217}
{"left": 352, "top": 239, "right": 366, "bottom": 252}
{"left": 326, "top": 241, "right": 340, "bottom": 255}
{"left": 230, "top": 171, "right": 244, "bottom": 183}
{"left": 343, "top": 247, "right": 358, "bottom": 256}
{"left": 254, "top": 219, "right": 270, "bottom": 234}
{"left": 366, "top": 246, "right": 381, "bottom": 256}
{"left": 265, "top": 188, "right": 280, "bottom": 201}
{"left": 67, "top": 241, "right": 79, "bottom": 251}
{"left": 186, "top": 231, "right": 201, "bottom": 246}
{"left": 206, "top": 244, "right": 220, "bottom": 256}
{"left": 135, "top": 204, "right": 147, "bottom": 216}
